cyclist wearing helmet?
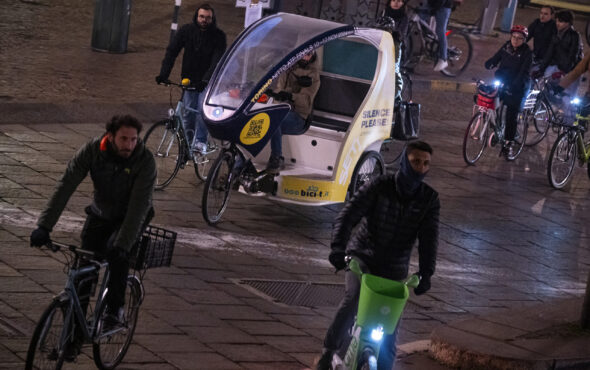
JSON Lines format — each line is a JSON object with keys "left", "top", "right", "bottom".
{"left": 484, "top": 25, "right": 532, "bottom": 159}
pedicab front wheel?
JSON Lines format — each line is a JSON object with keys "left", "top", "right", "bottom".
{"left": 202, "top": 150, "right": 234, "bottom": 225}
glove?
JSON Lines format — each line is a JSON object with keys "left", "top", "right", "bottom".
{"left": 107, "top": 247, "right": 129, "bottom": 262}
{"left": 195, "top": 80, "right": 208, "bottom": 92}
{"left": 275, "top": 90, "right": 293, "bottom": 101}
{"left": 155, "top": 75, "right": 169, "bottom": 85}
{"left": 328, "top": 250, "right": 347, "bottom": 271}
{"left": 414, "top": 274, "right": 431, "bottom": 295}
{"left": 30, "top": 226, "right": 50, "bottom": 247}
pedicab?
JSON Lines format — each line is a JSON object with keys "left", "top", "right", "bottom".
{"left": 200, "top": 13, "right": 409, "bottom": 224}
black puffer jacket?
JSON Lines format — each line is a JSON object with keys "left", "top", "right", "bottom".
{"left": 159, "top": 9, "right": 227, "bottom": 84}
{"left": 542, "top": 26, "right": 581, "bottom": 73}
{"left": 485, "top": 41, "right": 532, "bottom": 106}
{"left": 331, "top": 174, "right": 440, "bottom": 281}
{"left": 527, "top": 18, "right": 556, "bottom": 61}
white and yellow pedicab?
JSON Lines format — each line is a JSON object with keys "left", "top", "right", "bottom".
{"left": 201, "top": 13, "right": 405, "bottom": 224}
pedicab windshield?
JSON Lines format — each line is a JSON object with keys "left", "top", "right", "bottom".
{"left": 208, "top": 14, "right": 345, "bottom": 110}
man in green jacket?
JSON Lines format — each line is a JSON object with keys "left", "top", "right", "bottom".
{"left": 30, "top": 115, "right": 156, "bottom": 330}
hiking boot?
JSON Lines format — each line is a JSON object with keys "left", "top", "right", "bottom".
{"left": 266, "top": 155, "right": 284, "bottom": 174}
{"left": 316, "top": 348, "right": 333, "bottom": 370}
{"left": 433, "top": 59, "right": 448, "bottom": 72}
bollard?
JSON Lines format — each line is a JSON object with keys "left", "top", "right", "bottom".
{"left": 500, "top": 0, "right": 518, "bottom": 32}
{"left": 169, "top": 0, "right": 181, "bottom": 45}
{"left": 480, "top": 0, "right": 500, "bottom": 35}
{"left": 91, "top": 0, "right": 132, "bottom": 53}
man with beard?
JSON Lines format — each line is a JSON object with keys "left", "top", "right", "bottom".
{"left": 30, "top": 115, "right": 156, "bottom": 359}
{"left": 316, "top": 140, "right": 440, "bottom": 370}
{"left": 527, "top": 6, "right": 556, "bottom": 63}
{"left": 156, "top": 3, "right": 227, "bottom": 155}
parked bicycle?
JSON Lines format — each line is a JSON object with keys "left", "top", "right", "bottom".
{"left": 547, "top": 97, "right": 590, "bottom": 189}
{"left": 328, "top": 256, "right": 419, "bottom": 370}
{"left": 463, "top": 79, "right": 528, "bottom": 164}
{"left": 404, "top": 6, "right": 473, "bottom": 77}
{"left": 25, "top": 226, "right": 176, "bottom": 369}
{"left": 144, "top": 80, "right": 220, "bottom": 190}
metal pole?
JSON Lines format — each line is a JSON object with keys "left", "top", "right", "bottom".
{"left": 170, "top": 0, "right": 181, "bottom": 44}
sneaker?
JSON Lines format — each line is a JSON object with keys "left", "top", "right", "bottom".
{"left": 266, "top": 155, "right": 284, "bottom": 174}
{"left": 102, "top": 307, "right": 124, "bottom": 332}
{"left": 504, "top": 141, "right": 516, "bottom": 160}
{"left": 193, "top": 141, "right": 207, "bottom": 155}
{"left": 315, "top": 349, "right": 333, "bottom": 370}
{"left": 433, "top": 59, "right": 448, "bottom": 72}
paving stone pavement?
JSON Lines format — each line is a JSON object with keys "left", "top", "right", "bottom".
{"left": 2, "top": 1, "right": 590, "bottom": 369}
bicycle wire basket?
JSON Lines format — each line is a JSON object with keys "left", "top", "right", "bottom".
{"left": 130, "top": 225, "right": 177, "bottom": 270}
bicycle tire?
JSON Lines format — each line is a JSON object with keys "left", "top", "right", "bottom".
{"left": 441, "top": 31, "right": 472, "bottom": 77}
{"left": 25, "top": 298, "right": 69, "bottom": 370}
{"left": 463, "top": 111, "right": 487, "bottom": 165}
{"left": 524, "top": 98, "right": 551, "bottom": 146}
{"left": 143, "top": 119, "right": 183, "bottom": 190}
{"left": 357, "top": 348, "right": 377, "bottom": 370}
{"left": 547, "top": 131, "right": 577, "bottom": 190}
{"left": 507, "top": 111, "right": 528, "bottom": 161}
{"left": 349, "top": 151, "right": 385, "bottom": 196}
{"left": 194, "top": 136, "right": 220, "bottom": 182}
{"left": 380, "top": 139, "right": 406, "bottom": 167}
{"left": 93, "top": 276, "right": 142, "bottom": 370}
{"left": 401, "top": 71, "right": 412, "bottom": 101}
{"left": 202, "top": 150, "right": 234, "bottom": 225}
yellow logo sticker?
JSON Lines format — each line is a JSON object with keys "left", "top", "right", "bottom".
{"left": 240, "top": 113, "right": 270, "bottom": 145}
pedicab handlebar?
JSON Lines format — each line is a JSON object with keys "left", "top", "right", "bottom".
{"left": 345, "top": 256, "right": 421, "bottom": 289}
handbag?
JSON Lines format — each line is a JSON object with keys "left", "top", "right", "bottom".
{"left": 392, "top": 102, "right": 420, "bottom": 141}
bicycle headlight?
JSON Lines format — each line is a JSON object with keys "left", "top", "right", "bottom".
{"left": 571, "top": 97, "right": 581, "bottom": 105}
{"left": 493, "top": 80, "right": 501, "bottom": 87}
{"left": 370, "top": 326, "right": 384, "bottom": 342}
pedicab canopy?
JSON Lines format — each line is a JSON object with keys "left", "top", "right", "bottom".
{"left": 202, "top": 13, "right": 355, "bottom": 156}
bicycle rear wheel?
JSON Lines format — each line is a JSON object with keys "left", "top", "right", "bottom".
{"left": 547, "top": 131, "right": 577, "bottom": 189}
{"left": 463, "top": 111, "right": 488, "bottom": 165}
{"left": 525, "top": 99, "right": 551, "bottom": 146}
{"left": 441, "top": 31, "right": 472, "bottom": 77}
{"left": 93, "top": 276, "right": 142, "bottom": 370}
{"left": 202, "top": 150, "right": 234, "bottom": 225}
{"left": 349, "top": 151, "right": 385, "bottom": 196}
{"left": 194, "top": 136, "right": 220, "bottom": 182}
{"left": 26, "top": 299, "right": 69, "bottom": 370}
{"left": 143, "top": 119, "right": 183, "bottom": 190}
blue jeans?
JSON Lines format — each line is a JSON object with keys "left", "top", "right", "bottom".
{"left": 182, "top": 90, "right": 208, "bottom": 148}
{"left": 419, "top": 7, "right": 451, "bottom": 61}
{"left": 270, "top": 111, "right": 306, "bottom": 157}
{"left": 323, "top": 270, "right": 400, "bottom": 370}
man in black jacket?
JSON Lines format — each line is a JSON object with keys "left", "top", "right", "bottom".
{"left": 30, "top": 115, "right": 156, "bottom": 358}
{"left": 316, "top": 141, "right": 440, "bottom": 370}
{"left": 156, "top": 3, "right": 227, "bottom": 155}
{"left": 541, "top": 10, "right": 583, "bottom": 96}
{"left": 527, "top": 6, "right": 556, "bottom": 63}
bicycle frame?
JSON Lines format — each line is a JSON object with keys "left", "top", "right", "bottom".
{"left": 573, "top": 116, "right": 590, "bottom": 163}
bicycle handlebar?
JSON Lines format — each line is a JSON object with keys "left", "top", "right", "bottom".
{"left": 157, "top": 80, "right": 197, "bottom": 91}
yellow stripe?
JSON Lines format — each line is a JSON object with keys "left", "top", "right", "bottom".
{"left": 531, "top": 0, "right": 590, "bottom": 13}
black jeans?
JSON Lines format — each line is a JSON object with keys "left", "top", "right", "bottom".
{"left": 322, "top": 270, "right": 400, "bottom": 370}
{"left": 79, "top": 208, "right": 129, "bottom": 313}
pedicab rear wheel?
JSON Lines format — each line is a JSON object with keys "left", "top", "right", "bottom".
{"left": 349, "top": 151, "right": 385, "bottom": 196}
{"left": 202, "top": 150, "right": 234, "bottom": 225}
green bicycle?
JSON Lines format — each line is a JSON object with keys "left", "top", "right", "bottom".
{"left": 329, "top": 257, "right": 420, "bottom": 370}
{"left": 547, "top": 98, "right": 590, "bottom": 189}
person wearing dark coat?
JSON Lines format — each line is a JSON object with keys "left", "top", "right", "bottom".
{"left": 527, "top": 6, "right": 556, "bottom": 62}
{"left": 315, "top": 141, "right": 440, "bottom": 370}
{"left": 485, "top": 25, "right": 532, "bottom": 159}
{"left": 382, "top": 0, "right": 410, "bottom": 74}
{"left": 156, "top": 3, "right": 227, "bottom": 155}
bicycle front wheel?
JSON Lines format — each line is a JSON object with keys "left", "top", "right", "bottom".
{"left": 525, "top": 99, "right": 551, "bottom": 146}
{"left": 548, "top": 131, "right": 578, "bottom": 189}
{"left": 93, "top": 276, "right": 142, "bottom": 370}
{"left": 441, "top": 31, "right": 472, "bottom": 77}
{"left": 26, "top": 299, "right": 69, "bottom": 370}
{"left": 144, "top": 119, "right": 183, "bottom": 190}
{"left": 194, "top": 136, "right": 220, "bottom": 182}
{"left": 508, "top": 111, "right": 528, "bottom": 160}
{"left": 463, "top": 111, "right": 488, "bottom": 165}
{"left": 357, "top": 348, "right": 377, "bottom": 370}
{"left": 202, "top": 150, "right": 234, "bottom": 225}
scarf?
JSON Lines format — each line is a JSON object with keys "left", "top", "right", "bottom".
{"left": 395, "top": 149, "right": 426, "bottom": 198}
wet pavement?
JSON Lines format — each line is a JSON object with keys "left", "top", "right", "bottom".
{"left": 1, "top": 1, "right": 590, "bottom": 369}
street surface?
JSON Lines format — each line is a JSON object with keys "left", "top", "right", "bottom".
{"left": 1, "top": 0, "right": 590, "bottom": 369}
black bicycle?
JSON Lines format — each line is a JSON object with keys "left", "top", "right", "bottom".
{"left": 25, "top": 226, "right": 176, "bottom": 369}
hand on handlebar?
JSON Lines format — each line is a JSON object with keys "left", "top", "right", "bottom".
{"left": 30, "top": 226, "right": 50, "bottom": 248}
{"left": 155, "top": 75, "right": 171, "bottom": 85}
{"left": 328, "top": 250, "right": 347, "bottom": 271}
{"left": 413, "top": 273, "right": 431, "bottom": 295}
